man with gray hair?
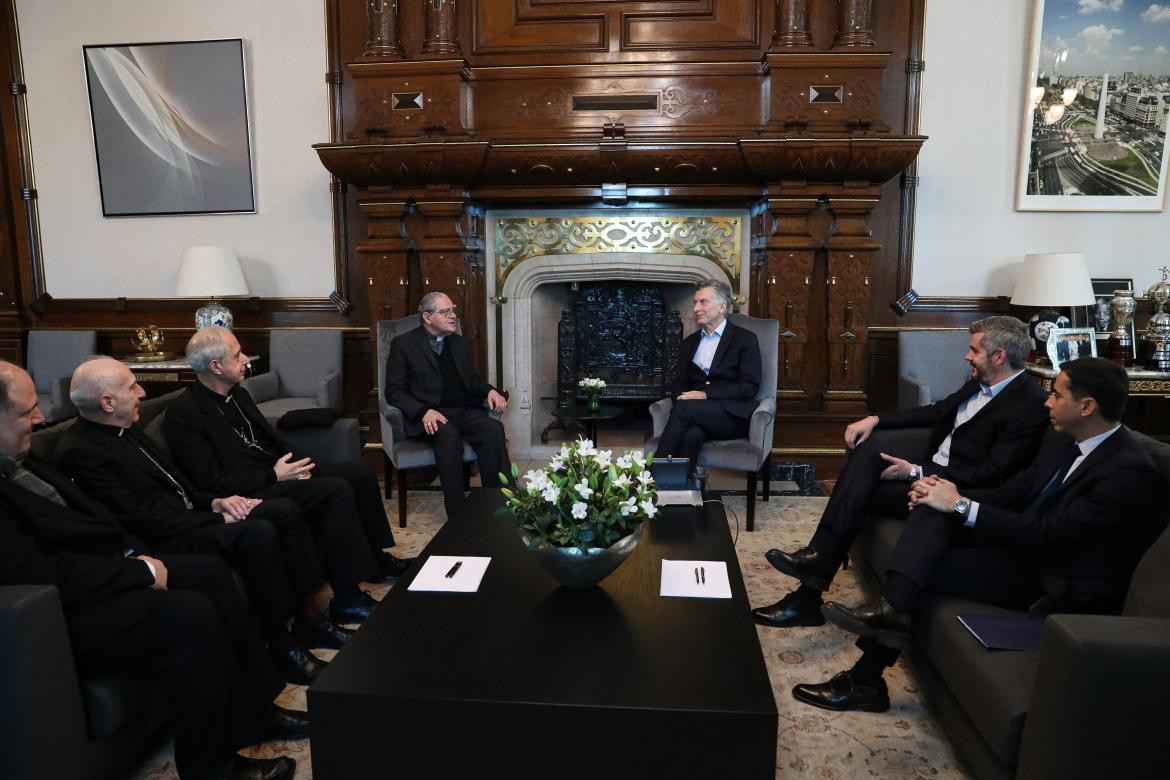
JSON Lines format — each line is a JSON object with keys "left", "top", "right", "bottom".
{"left": 753, "top": 315, "right": 1050, "bottom": 630}
{"left": 385, "top": 291, "right": 512, "bottom": 518}
{"left": 164, "top": 327, "right": 412, "bottom": 625}
{"left": 654, "top": 278, "right": 762, "bottom": 479}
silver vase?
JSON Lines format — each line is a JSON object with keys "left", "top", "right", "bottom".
{"left": 521, "top": 523, "right": 643, "bottom": 589}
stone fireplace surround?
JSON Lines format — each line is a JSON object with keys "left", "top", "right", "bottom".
{"left": 485, "top": 209, "right": 750, "bottom": 459}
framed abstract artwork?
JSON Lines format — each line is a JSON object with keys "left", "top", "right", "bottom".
{"left": 83, "top": 39, "right": 255, "bottom": 217}
{"left": 1016, "top": 0, "right": 1170, "bottom": 211}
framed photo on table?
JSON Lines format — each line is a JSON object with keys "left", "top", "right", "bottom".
{"left": 1047, "top": 327, "right": 1098, "bottom": 369}
{"left": 1073, "top": 278, "right": 1134, "bottom": 343}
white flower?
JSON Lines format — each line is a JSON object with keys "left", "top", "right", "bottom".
{"left": 640, "top": 500, "right": 658, "bottom": 518}
{"left": 524, "top": 470, "right": 548, "bottom": 492}
{"left": 612, "top": 473, "right": 630, "bottom": 489}
{"left": 631, "top": 451, "right": 646, "bottom": 468}
{"left": 593, "top": 450, "right": 612, "bottom": 468}
{"left": 576, "top": 438, "right": 596, "bottom": 456}
{"left": 549, "top": 457, "right": 564, "bottom": 472}
{"left": 574, "top": 480, "right": 593, "bottom": 499}
{"left": 619, "top": 496, "right": 637, "bottom": 516}
{"left": 571, "top": 501, "right": 588, "bottom": 519}
{"left": 615, "top": 454, "right": 633, "bottom": 469}
{"left": 559, "top": 444, "right": 571, "bottom": 459}
{"left": 636, "top": 470, "right": 654, "bottom": 485}
{"left": 541, "top": 484, "right": 561, "bottom": 504}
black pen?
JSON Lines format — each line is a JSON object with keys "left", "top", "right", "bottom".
{"left": 445, "top": 560, "right": 463, "bottom": 578}
{"left": 701, "top": 566, "right": 706, "bottom": 584}
{"left": 694, "top": 567, "right": 699, "bottom": 584}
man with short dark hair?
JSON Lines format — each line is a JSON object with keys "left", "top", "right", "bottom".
{"left": 384, "top": 291, "right": 513, "bottom": 518}
{"left": 164, "top": 327, "right": 410, "bottom": 625}
{"left": 57, "top": 357, "right": 353, "bottom": 683}
{"left": 794, "top": 357, "right": 1162, "bottom": 712}
{"left": 0, "top": 362, "right": 301, "bottom": 780}
{"left": 654, "top": 278, "right": 762, "bottom": 479}
{"left": 753, "top": 316, "right": 1049, "bottom": 628}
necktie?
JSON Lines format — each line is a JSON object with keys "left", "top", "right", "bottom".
{"left": 1028, "top": 442, "right": 1082, "bottom": 511}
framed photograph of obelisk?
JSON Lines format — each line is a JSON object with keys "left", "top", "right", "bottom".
{"left": 1016, "top": 0, "right": 1170, "bottom": 211}
{"left": 82, "top": 39, "right": 256, "bottom": 217}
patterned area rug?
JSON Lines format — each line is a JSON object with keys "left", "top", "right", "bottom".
{"left": 128, "top": 494, "right": 970, "bottom": 779}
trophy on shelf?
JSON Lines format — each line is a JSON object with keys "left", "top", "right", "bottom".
{"left": 1106, "top": 289, "right": 1137, "bottom": 367}
{"left": 1142, "top": 267, "right": 1170, "bottom": 371}
{"left": 124, "top": 325, "right": 175, "bottom": 363}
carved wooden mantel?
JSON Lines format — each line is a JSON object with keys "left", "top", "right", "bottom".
{"left": 316, "top": 0, "right": 925, "bottom": 422}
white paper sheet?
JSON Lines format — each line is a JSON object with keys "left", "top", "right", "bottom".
{"left": 660, "top": 560, "right": 732, "bottom": 599}
{"left": 407, "top": 555, "right": 491, "bottom": 593}
{"left": 655, "top": 489, "right": 704, "bottom": 506}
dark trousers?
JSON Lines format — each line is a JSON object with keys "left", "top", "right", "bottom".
{"left": 315, "top": 461, "right": 395, "bottom": 550}
{"left": 73, "top": 555, "right": 282, "bottom": 780}
{"left": 424, "top": 406, "right": 512, "bottom": 518}
{"left": 857, "top": 506, "right": 1047, "bottom": 670}
{"left": 150, "top": 508, "right": 298, "bottom": 621}
{"left": 262, "top": 474, "right": 379, "bottom": 589}
{"left": 807, "top": 435, "right": 948, "bottom": 573}
{"left": 655, "top": 399, "right": 750, "bottom": 475}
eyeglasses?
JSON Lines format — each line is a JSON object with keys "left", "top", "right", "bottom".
{"left": 427, "top": 306, "right": 458, "bottom": 317}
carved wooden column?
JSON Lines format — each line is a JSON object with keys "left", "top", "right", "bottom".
{"left": 363, "top": 0, "right": 403, "bottom": 59}
{"left": 356, "top": 192, "right": 413, "bottom": 324}
{"left": 772, "top": 0, "right": 814, "bottom": 48}
{"left": 833, "top": 0, "right": 876, "bottom": 48}
{"left": 422, "top": 0, "right": 461, "bottom": 56}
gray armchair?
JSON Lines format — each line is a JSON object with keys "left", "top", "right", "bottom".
{"left": 897, "top": 330, "right": 972, "bottom": 409}
{"left": 240, "top": 329, "right": 359, "bottom": 465}
{"left": 648, "top": 313, "right": 779, "bottom": 531}
{"left": 378, "top": 315, "right": 478, "bottom": 528}
{"left": 26, "top": 329, "right": 96, "bottom": 422}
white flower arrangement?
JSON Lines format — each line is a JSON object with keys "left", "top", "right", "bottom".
{"left": 578, "top": 377, "right": 607, "bottom": 391}
{"left": 500, "top": 437, "right": 657, "bottom": 550}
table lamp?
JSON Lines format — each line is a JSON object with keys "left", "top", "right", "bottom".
{"left": 175, "top": 246, "right": 250, "bottom": 330}
{"left": 1010, "top": 252, "right": 1095, "bottom": 365}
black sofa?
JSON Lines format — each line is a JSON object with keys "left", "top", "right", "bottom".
{"left": 850, "top": 427, "right": 1170, "bottom": 780}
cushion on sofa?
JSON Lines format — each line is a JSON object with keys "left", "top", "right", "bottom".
{"left": 1123, "top": 431, "right": 1170, "bottom": 618}
{"left": 81, "top": 678, "right": 160, "bottom": 740}
{"left": 914, "top": 596, "right": 1039, "bottom": 767}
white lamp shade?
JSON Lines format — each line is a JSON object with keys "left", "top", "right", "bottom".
{"left": 1010, "top": 252, "right": 1095, "bottom": 307}
{"left": 175, "top": 246, "right": 250, "bottom": 298}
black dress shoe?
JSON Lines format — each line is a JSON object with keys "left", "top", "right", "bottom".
{"left": 328, "top": 589, "right": 380, "bottom": 624}
{"left": 291, "top": 615, "right": 354, "bottom": 650}
{"left": 369, "top": 551, "right": 414, "bottom": 582}
{"left": 261, "top": 704, "right": 311, "bottom": 742}
{"left": 822, "top": 597, "right": 912, "bottom": 648}
{"left": 764, "top": 547, "right": 835, "bottom": 591}
{"left": 751, "top": 590, "right": 826, "bottom": 628}
{"left": 792, "top": 670, "right": 890, "bottom": 713}
{"left": 270, "top": 644, "right": 328, "bottom": 685}
{"left": 228, "top": 755, "right": 296, "bottom": 780}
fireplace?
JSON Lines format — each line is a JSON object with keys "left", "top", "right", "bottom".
{"left": 485, "top": 209, "right": 749, "bottom": 458}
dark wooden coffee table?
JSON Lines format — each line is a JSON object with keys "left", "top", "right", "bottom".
{"left": 309, "top": 489, "right": 777, "bottom": 778}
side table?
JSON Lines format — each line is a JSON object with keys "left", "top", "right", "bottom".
{"left": 541, "top": 403, "right": 623, "bottom": 445}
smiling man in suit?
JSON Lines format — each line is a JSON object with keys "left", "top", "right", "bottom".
{"left": 654, "top": 278, "right": 761, "bottom": 479}
{"left": 753, "top": 316, "right": 1050, "bottom": 629}
{"left": 794, "top": 357, "right": 1162, "bottom": 712}
{"left": 384, "top": 291, "right": 513, "bottom": 519}
{"left": 0, "top": 361, "right": 301, "bottom": 780}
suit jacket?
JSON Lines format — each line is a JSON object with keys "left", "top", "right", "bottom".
{"left": 55, "top": 417, "right": 224, "bottom": 544}
{"left": 876, "top": 372, "right": 1049, "bottom": 489}
{"left": 0, "top": 456, "right": 156, "bottom": 654}
{"left": 965, "top": 426, "right": 1162, "bottom": 612}
{"left": 670, "top": 321, "right": 762, "bottom": 419}
{"left": 164, "top": 383, "right": 304, "bottom": 498}
{"left": 385, "top": 326, "right": 494, "bottom": 437}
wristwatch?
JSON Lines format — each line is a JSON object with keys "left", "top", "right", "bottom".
{"left": 953, "top": 497, "right": 971, "bottom": 518}
{"left": 908, "top": 464, "right": 922, "bottom": 481}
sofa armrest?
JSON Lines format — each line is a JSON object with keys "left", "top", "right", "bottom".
{"left": 317, "top": 370, "right": 342, "bottom": 412}
{"left": 380, "top": 398, "right": 408, "bottom": 452}
{"left": 898, "top": 374, "right": 931, "bottom": 410}
{"left": 649, "top": 398, "right": 672, "bottom": 439}
{"left": 240, "top": 371, "right": 279, "bottom": 404}
{"left": 0, "top": 585, "right": 92, "bottom": 779}
{"left": 1017, "top": 614, "right": 1170, "bottom": 779}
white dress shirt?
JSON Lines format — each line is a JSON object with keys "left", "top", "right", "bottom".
{"left": 691, "top": 319, "right": 727, "bottom": 375}
{"left": 931, "top": 370, "right": 1023, "bottom": 468}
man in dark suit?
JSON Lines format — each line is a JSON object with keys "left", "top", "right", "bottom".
{"left": 654, "top": 278, "right": 761, "bottom": 478}
{"left": 753, "top": 316, "right": 1050, "bottom": 628}
{"left": 794, "top": 357, "right": 1162, "bottom": 712}
{"left": 0, "top": 362, "right": 302, "bottom": 780}
{"left": 57, "top": 357, "right": 358, "bottom": 682}
{"left": 164, "top": 327, "right": 410, "bottom": 625}
{"left": 384, "top": 291, "right": 513, "bottom": 518}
